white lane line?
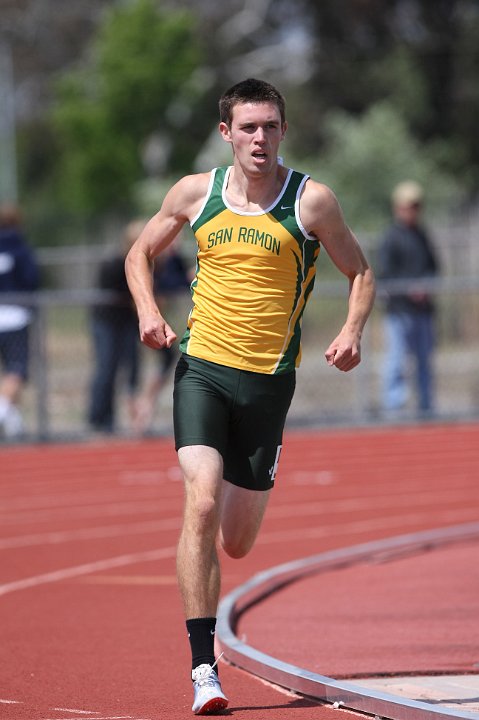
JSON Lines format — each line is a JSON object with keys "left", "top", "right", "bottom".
{"left": 0, "top": 486, "right": 164, "bottom": 512}
{"left": 0, "top": 546, "right": 176, "bottom": 597}
{"left": 0, "top": 518, "right": 181, "bottom": 550}
{"left": 0, "top": 701, "right": 152, "bottom": 718}
{"left": 1, "top": 496, "right": 474, "bottom": 553}
{"left": 259, "top": 506, "right": 479, "bottom": 546}
{"left": 2, "top": 501, "right": 476, "bottom": 598}
{"left": 0, "top": 499, "right": 172, "bottom": 526}
{"left": 50, "top": 709, "right": 98, "bottom": 715}
{"left": 0, "top": 512, "right": 421, "bottom": 555}
{"left": 268, "top": 487, "right": 479, "bottom": 517}
{"left": 0, "top": 469, "right": 181, "bottom": 512}
{"left": 2, "top": 483, "right": 476, "bottom": 538}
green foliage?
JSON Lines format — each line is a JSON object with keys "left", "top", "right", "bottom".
{"left": 303, "top": 0, "right": 479, "bottom": 193}
{"left": 14, "top": 0, "right": 479, "bottom": 243}
{"left": 301, "top": 101, "right": 464, "bottom": 232}
{"left": 96, "top": 0, "right": 200, "bottom": 139}
{"left": 51, "top": 0, "right": 202, "bottom": 215}
{"left": 370, "top": 46, "right": 430, "bottom": 130}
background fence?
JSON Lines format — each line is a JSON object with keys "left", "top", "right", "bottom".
{"left": 2, "top": 219, "right": 479, "bottom": 443}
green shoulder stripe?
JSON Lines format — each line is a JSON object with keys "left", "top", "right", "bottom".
{"left": 191, "top": 167, "right": 227, "bottom": 233}
{"left": 269, "top": 170, "right": 308, "bottom": 241}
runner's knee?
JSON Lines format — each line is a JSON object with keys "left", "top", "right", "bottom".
{"left": 220, "top": 533, "right": 254, "bottom": 559}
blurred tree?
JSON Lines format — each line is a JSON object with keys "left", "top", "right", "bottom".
{"left": 300, "top": 0, "right": 479, "bottom": 192}
{"left": 303, "top": 101, "right": 462, "bottom": 232}
{"left": 3, "top": 0, "right": 478, "bottom": 241}
{"left": 51, "top": 0, "right": 204, "bottom": 215}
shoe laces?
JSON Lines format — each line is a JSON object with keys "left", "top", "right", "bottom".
{"left": 192, "top": 653, "right": 224, "bottom": 686}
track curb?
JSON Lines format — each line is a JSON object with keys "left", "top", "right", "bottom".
{"left": 217, "top": 522, "right": 479, "bottom": 720}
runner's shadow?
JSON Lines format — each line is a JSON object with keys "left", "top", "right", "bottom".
{"left": 220, "top": 696, "right": 323, "bottom": 714}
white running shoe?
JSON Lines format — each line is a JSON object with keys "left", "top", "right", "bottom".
{"left": 191, "top": 663, "right": 228, "bottom": 715}
{"left": 0, "top": 401, "right": 24, "bottom": 439}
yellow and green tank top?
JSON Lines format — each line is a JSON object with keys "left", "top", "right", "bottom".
{"left": 179, "top": 165, "right": 320, "bottom": 374}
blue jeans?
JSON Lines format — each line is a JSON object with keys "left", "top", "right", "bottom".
{"left": 383, "top": 311, "right": 435, "bottom": 412}
{"left": 88, "top": 317, "right": 140, "bottom": 432}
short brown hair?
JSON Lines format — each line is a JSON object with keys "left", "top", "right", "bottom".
{"left": 219, "top": 78, "right": 286, "bottom": 127}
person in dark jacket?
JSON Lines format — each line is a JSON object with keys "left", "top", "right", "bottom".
{"left": 87, "top": 220, "right": 144, "bottom": 433}
{"left": 378, "top": 181, "right": 439, "bottom": 414}
{"left": 0, "top": 203, "right": 40, "bottom": 438}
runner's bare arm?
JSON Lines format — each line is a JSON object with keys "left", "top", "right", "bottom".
{"left": 300, "top": 180, "right": 376, "bottom": 372}
{"left": 125, "top": 173, "right": 210, "bottom": 349}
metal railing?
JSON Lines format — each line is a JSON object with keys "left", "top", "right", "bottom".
{"left": 1, "top": 276, "right": 479, "bottom": 443}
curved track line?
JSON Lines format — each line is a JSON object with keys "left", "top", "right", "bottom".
{"left": 217, "top": 521, "right": 479, "bottom": 720}
{"left": 0, "top": 546, "right": 176, "bottom": 597}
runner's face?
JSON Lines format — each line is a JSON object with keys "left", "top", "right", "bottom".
{"left": 219, "top": 102, "right": 287, "bottom": 174}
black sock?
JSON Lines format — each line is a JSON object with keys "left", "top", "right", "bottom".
{"left": 186, "top": 617, "right": 217, "bottom": 673}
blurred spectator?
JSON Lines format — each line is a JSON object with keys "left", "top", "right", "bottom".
{"left": 377, "top": 181, "right": 440, "bottom": 415}
{"left": 87, "top": 220, "right": 145, "bottom": 434}
{"left": 0, "top": 203, "right": 40, "bottom": 439}
{"left": 134, "top": 240, "right": 191, "bottom": 435}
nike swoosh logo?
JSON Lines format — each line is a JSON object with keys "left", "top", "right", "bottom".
{"left": 210, "top": 629, "right": 216, "bottom": 635}
{"left": 281, "top": 205, "right": 294, "bottom": 210}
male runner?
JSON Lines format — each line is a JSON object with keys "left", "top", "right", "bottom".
{"left": 125, "top": 78, "right": 375, "bottom": 715}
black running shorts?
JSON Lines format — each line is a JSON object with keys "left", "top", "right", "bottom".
{"left": 173, "top": 354, "right": 295, "bottom": 491}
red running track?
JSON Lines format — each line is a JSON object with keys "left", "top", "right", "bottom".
{"left": 1, "top": 422, "right": 479, "bottom": 720}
